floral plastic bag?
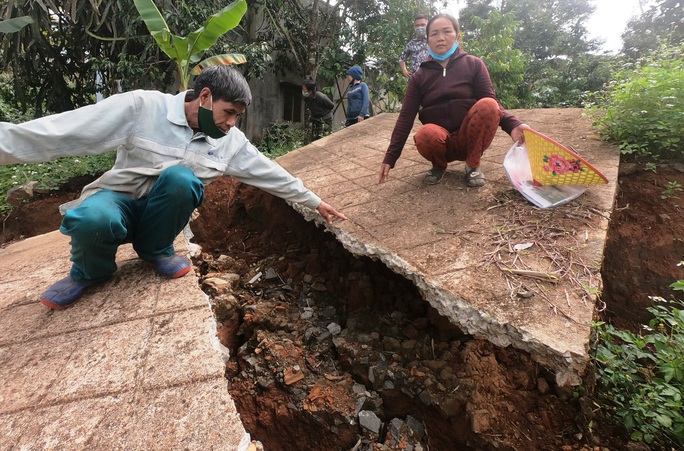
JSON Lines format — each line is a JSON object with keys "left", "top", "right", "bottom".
{"left": 503, "top": 142, "right": 586, "bottom": 208}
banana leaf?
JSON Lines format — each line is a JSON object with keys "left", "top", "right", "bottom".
{"left": 0, "top": 16, "right": 34, "bottom": 34}
{"left": 192, "top": 54, "right": 248, "bottom": 74}
{"left": 133, "top": 0, "right": 247, "bottom": 89}
{"left": 187, "top": 0, "right": 247, "bottom": 64}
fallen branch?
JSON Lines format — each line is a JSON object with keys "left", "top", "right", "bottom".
{"left": 500, "top": 267, "right": 559, "bottom": 283}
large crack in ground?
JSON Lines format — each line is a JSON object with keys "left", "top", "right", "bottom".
{"left": 190, "top": 177, "right": 604, "bottom": 451}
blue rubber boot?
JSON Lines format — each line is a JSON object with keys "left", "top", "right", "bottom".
{"left": 148, "top": 254, "right": 192, "bottom": 279}
{"left": 40, "top": 276, "right": 103, "bottom": 310}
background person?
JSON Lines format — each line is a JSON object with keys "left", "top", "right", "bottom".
{"left": 344, "top": 65, "right": 370, "bottom": 127}
{"left": 302, "top": 79, "right": 335, "bottom": 140}
{"left": 399, "top": 13, "right": 430, "bottom": 78}
{"left": 0, "top": 65, "right": 347, "bottom": 310}
{"left": 379, "top": 14, "right": 532, "bottom": 187}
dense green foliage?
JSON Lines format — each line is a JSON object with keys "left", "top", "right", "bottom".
{"left": 461, "top": 10, "right": 528, "bottom": 108}
{"left": 592, "top": 44, "right": 684, "bottom": 161}
{"left": 0, "top": 0, "right": 259, "bottom": 116}
{"left": 0, "top": 0, "right": 171, "bottom": 116}
{"left": 133, "top": 0, "right": 247, "bottom": 91}
{"left": 458, "top": 0, "right": 612, "bottom": 108}
{"left": 1, "top": 0, "right": 679, "bottom": 115}
{"left": 592, "top": 279, "right": 684, "bottom": 448}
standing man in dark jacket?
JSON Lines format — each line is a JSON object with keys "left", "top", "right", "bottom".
{"left": 379, "top": 14, "right": 533, "bottom": 187}
{"left": 302, "top": 80, "right": 335, "bottom": 140}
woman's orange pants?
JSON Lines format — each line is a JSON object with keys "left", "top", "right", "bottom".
{"left": 413, "top": 97, "right": 503, "bottom": 170}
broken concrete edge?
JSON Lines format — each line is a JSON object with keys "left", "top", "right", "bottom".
{"left": 291, "top": 203, "right": 586, "bottom": 387}
{"left": 198, "top": 288, "right": 259, "bottom": 451}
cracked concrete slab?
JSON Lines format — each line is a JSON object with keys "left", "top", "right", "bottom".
{"left": 278, "top": 109, "right": 619, "bottom": 386}
{"left": 0, "top": 232, "right": 247, "bottom": 450}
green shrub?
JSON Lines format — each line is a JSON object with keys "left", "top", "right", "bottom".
{"left": 592, "top": 44, "right": 684, "bottom": 161}
{"left": 0, "top": 152, "right": 116, "bottom": 216}
{"left": 255, "top": 122, "right": 307, "bottom": 159}
{"left": 592, "top": 276, "right": 684, "bottom": 448}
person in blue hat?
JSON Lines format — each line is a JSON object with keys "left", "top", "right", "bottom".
{"left": 345, "top": 65, "right": 370, "bottom": 127}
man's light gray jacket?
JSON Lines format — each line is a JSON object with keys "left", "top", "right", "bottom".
{"left": 0, "top": 90, "right": 321, "bottom": 211}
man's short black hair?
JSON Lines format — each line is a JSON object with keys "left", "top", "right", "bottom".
{"left": 193, "top": 65, "right": 252, "bottom": 107}
{"left": 303, "top": 80, "right": 317, "bottom": 92}
{"left": 414, "top": 13, "right": 428, "bottom": 21}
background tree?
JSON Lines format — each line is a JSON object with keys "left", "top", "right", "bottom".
{"left": 242, "top": 0, "right": 346, "bottom": 80}
{"left": 0, "top": 0, "right": 259, "bottom": 117}
{"left": 461, "top": 10, "right": 528, "bottom": 108}
{"left": 133, "top": 0, "right": 247, "bottom": 91}
{"left": 238, "top": 0, "right": 447, "bottom": 114}
{"left": 0, "top": 0, "right": 170, "bottom": 116}
{"left": 622, "top": 0, "right": 684, "bottom": 59}
{"left": 458, "top": 0, "right": 610, "bottom": 107}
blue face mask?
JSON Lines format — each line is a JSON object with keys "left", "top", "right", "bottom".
{"left": 428, "top": 42, "right": 459, "bottom": 61}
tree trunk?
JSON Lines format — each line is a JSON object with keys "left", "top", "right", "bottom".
{"left": 305, "top": 0, "right": 320, "bottom": 80}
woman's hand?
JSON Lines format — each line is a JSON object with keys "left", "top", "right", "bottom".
{"left": 378, "top": 163, "right": 391, "bottom": 183}
{"left": 511, "top": 123, "right": 532, "bottom": 144}
{"left": 316, "top": 201, "right": 348, "bottom": 224}
{"left": 357, "top": 116, "right": 365, "bottom": 122}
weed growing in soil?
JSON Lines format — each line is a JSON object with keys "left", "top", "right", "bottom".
{"left": 661, "top": 180, "right": 683, "bottom": 200}
{"left": 592, "top": 277, "right": 684, "bottom": 448}
{"left": 0, "top": 152, "right": 115, "bottom": 215}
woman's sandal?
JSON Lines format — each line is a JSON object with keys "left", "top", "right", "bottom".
{"left": 423, "top": 168, "right": 446, "bottom": 185}
{"left": 465, "top": 168, "right": 486, "bottom": 187}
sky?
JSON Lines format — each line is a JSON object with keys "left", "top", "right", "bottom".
{"left": 447, "top": 0, "right": 647, "bottom": 54}
{"left": 585, "top": 0, "right": 643, "bottom": 53}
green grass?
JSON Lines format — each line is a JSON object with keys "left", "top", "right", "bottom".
{"left": 0, "top": 152, "right": 116, "bottom": 216}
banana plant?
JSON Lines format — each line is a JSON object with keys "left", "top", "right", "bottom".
{"left": 0, "top": 16, "right": 33, "bottom": 34}
{"left": 133, "top": 0, "right": 248, "bottom": 90}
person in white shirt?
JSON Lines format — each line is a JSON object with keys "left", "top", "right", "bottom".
{"left": 0, "top": 65, "right": 347, "bottom": 309}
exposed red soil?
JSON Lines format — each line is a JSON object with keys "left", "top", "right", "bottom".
{"left": 600, "top": 162, "right": 684, "bottom": 330}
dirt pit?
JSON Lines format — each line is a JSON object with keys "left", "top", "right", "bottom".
{"left": 190, "top": 178, "right": 573, "bottom": 450}
{"left": 190, "top": 176, "right": 647, "bottom": 451}
{"left": 2, "top": 161, "right": 683, "bottom": 450}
